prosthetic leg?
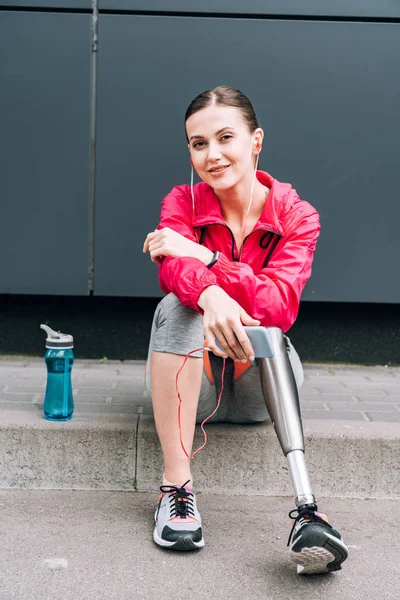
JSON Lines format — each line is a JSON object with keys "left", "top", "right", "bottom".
{"left": 256, "top": 327, "right": 349, "bottom": 574}
{"left": 257, "top": 327, "right": 315, "bottom": 509}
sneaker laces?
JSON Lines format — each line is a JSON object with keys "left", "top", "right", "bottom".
{"left": 159, "top": 480, "right": 195, "bottom": 519}
{"left": 287, "top": 505, "right": 332, "bottom": 547}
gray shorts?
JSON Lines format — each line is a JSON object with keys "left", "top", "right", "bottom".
{"left": 145, "top": 293, "right": 304, "bottom": 424}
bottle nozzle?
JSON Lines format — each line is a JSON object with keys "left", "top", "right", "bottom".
{"left": 40, "top": 324, "right": 61, "bottom": 339}
{"left": 40, "top": 324, "right": 74, "bottom": 349}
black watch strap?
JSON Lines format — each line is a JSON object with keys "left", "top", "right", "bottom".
{"left": 207, "top": 250, "right": 220, "bottom": 269}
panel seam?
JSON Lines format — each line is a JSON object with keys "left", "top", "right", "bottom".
{"left": 1, "top": 7, "right": 400, "bottom": 23}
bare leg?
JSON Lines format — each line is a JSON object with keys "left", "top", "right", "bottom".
{"left": 150, "top": 350, "right": 203, "bottom": 487}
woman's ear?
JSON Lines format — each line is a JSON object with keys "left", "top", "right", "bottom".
{"left": 253, "top": 128, "right": 264, "bottom": 154}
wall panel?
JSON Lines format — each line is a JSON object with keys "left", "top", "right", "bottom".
{"left": 99, "top": 1, "right": 400, "bottom": 19}
{"left": 0, "top": 12, "right": 91, "bottom": 294}
{"left": 94, "top": 15, "right": 400, "bottom": 301}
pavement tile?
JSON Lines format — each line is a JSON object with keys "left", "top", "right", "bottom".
{"left": 352, "top": 395, "right": 399, "bottom": 404}
{"left": 306, "top": 366, "right": 398, "bottom": 378}
{"left": 73, "top": 404, "right": 139, "bottom": 415}
{"left": 0, "top": 392, "right": 40, "bottom": 404}
{"left": 303, "top": 384, "right": 347, "bottom": 395}
{"left": 0, "top": 402, "right": 42, "bottom": 413}
{"left": 0, "top": 375, "right": 46, "bottom": 384}
{"left": 341, "top": 387, "right": 399, "bottom": 397}
{"left": 110, "top": 395, "right": 146, "bottom": 405}
{"left": 302, "top": 410, "right": 366, "bottom": 421}
{"left": 74, "top": 394, "right": 144, "bottom": 405}
{"left": 73, "top": 394, "right": 109, "bottom": 404}
{"left": 73, "top": 386, "right": 127, "bottom": 394}
{"left": 1, "top": 385, "right": 46, "bottom": 394}
{"left": 310, "top": 384, "right": 389, "bottom": 396}
{"left": 300, "top": 394, "right": 356, "bottom": 403}
{"left": 322, "top": 401, "right": 398, "bottom": 412}
{"left": 302, "top": 394, "right": 398, "bottom": 406}
{"left": 74, "top": 385, "right": 145, "bottom": 393}
{"left": 297, "top": 385, "right": 319, "bottom": 395}
{"left": 113, "top": 380, "right": 147, "bottom": 389}
{"left": 0, "top": 358, "right": 399, "bottom": 423}
{"left": 299, "top": 400, "right": 329, "bottom": 411}
{"left": 341, "top": 373, "right": 399, "bottom": 381}
{"left": 369, "top": 386, "right": 400, "bottom": 396}
{"left": 362, "top": 412, "right": 400, "bottom": 423}
{"left": 72, "top": 376, "right": 144, "bottom": 384}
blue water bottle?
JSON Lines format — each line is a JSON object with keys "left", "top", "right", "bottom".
{"left": 40, "top": 324, "right": 75, "bottom": 421}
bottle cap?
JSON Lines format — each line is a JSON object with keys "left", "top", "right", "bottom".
{"left": 40, "top": 324, "right": 74, "bottom": 349}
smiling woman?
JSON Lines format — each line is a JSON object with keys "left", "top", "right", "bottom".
{"left": 142, "top": 85, "right": 348, "bottom": 575}
{"left": 185, "top": 102, "right": 265, "bottom": 256}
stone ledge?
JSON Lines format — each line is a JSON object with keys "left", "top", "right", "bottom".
{"left": 1, "top": 411, "right": 399, "bottom": 498}
{"left": 136, "top": 417, "right": 400, "bottom": 498}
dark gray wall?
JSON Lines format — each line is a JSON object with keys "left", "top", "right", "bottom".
{"left": 95, "top": 16, "right": 400, "bottom": 302}
{"left": 0, "top": 11, "right": 91, "bottom": 295}
{"left": 1, "top": 3, "right": 399, "bottom": 303}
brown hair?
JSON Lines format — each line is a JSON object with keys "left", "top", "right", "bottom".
{"left": 184, "top": 86, "right": 259, "bottom": 141}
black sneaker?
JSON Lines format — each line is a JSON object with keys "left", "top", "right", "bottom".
{"left": 288, "top": 505, "right": 348, "bottom": 575}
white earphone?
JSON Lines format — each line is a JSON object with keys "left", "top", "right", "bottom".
{"left": 190, "top": 150, "right": 260, "bottom": 218}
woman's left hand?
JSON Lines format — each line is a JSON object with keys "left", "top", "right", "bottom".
{"left": 143, "top": 227, "right": 213, "bottom": 264}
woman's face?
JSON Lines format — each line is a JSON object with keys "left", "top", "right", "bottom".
{"left": 186, "top": 105, "right": 263, "bottom": 191}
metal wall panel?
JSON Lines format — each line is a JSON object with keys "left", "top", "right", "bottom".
{"left": 1, "top": 2, "right": 91, "bottom": 8}
{"left": 95, "top": 15, "right": 400, "bottom": 302}
{"left": 98, "top": 1, "right": 400, "bottom": 19}
{"left": 0, "top": 12, "right": 91, "bottom": 295}
{"left": 2, "top": 0, "right": 399, "bottom": 18}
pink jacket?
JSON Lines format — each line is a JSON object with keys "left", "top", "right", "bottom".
{"left": 156, "top": 170, "right": 320, "bottom": 332}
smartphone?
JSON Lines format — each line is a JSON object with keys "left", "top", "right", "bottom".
{"left": 215, "top": 326, "right": 275, "bottom": 359}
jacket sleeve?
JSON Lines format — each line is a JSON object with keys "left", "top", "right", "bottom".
{"left": 209, "top": 215, "right": 321, "bottom": 331}
{"left": 156, "top": 186, "right": 218, "bottom": 310}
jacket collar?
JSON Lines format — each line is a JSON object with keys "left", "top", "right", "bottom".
{"left": 191, "top": 170, "right": 286, "bottom": 236}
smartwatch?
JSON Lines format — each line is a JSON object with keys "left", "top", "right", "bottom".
{"left": 207, "top": 250, "right": 220, "bottom": 269}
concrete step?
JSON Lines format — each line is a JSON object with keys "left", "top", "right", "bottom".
{"left": 1, "top": 357, "right": 400, "bottom": 498}
{"left": 2, "top": 409, "right": 399, "bottom": 499}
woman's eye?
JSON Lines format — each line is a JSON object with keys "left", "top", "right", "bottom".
{"left": 193, "top": 141, "right": 205, "bottom": 149}
{"left": 221, "top": 135, "right": 233, "bottom": 142}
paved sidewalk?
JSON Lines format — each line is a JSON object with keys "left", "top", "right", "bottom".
{"left": 1, "top": 356, "right": 399, "bottom": 496}
{"left": 0, "top": 489, "right": 399, "bottom": 600}
{"left": 0, "top": 356, "right": 399, "bottom": 422}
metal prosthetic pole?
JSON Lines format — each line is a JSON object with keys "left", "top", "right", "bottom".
{"left": 258, "top": 327, "right": 316, "bottom": 508}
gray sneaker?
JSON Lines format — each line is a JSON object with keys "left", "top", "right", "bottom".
{"left": 153, "top": 480, "right": 204, "bottom": 551}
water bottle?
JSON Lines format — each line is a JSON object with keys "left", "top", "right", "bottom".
{"left": 40, "top": 324, "right": 74, "bottom": 421}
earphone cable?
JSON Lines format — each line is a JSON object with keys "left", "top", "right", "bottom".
{"left": 176, "top": 348, "right": 226, "bottom": 459}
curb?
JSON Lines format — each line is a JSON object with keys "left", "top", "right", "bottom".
{"left": 1, "top": 410, "right": 399, "bottom": 498}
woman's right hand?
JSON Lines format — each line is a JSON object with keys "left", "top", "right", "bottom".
{"left": 198, "top": 285, "right": 260, "bottom": 362}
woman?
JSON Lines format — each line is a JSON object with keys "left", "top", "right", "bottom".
{"left": 143, "top": 86, "right": 348, "bottom": 574}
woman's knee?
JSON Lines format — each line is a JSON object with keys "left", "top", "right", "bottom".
{"left": 151, "top": 293, "right": 204, "bottom": 357}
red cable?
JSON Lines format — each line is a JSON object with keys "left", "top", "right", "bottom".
{"left": 176, "top": 348, "right": 226, "bottom": 460}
